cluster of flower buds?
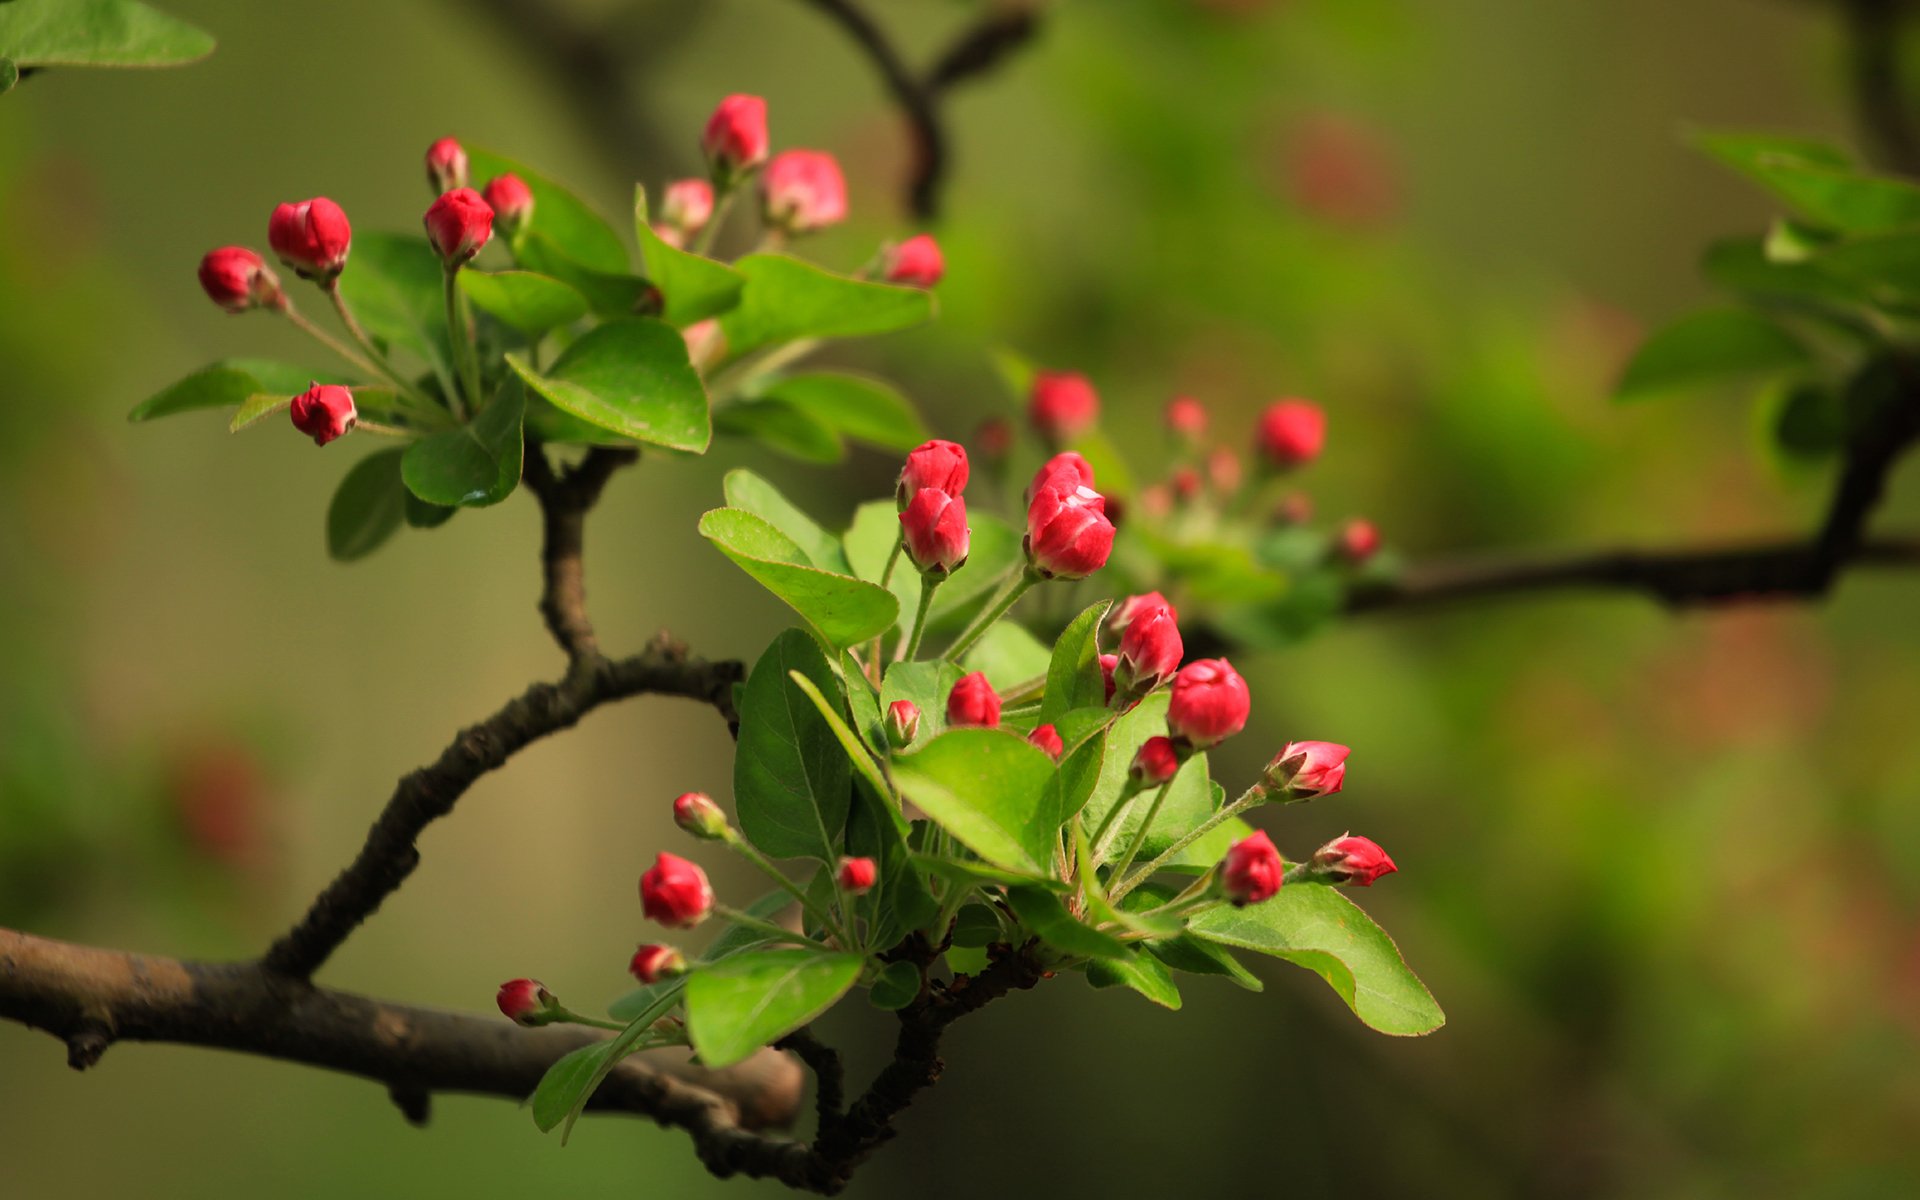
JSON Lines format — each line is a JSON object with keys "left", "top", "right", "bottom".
{"left": 897, "top": 439, "right": 972, "bottom": 580}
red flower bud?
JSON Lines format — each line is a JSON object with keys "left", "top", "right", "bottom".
{"left": 1256, "top": 399, "right": 1326, "bottom": 469}
{"left": 1208, "top": 447, "right": 1243, "bottom": 495}
{"left": 1165, "top": 395, "right": 1208, "bottom": 439}
{"left": 672, "top": 791, "right": 729, "bottom": 840}
{"left": 897, "top": 438, "right": 970, "bottom": 507}
{"left": 1028, "top": 371, "right": 1100, "bottom": 443}
{"left": 660, "top": 178, "right": 714, "bottom": 234}
{"left": 425, "top": 137, "right": 468, "bottom": 193}
{"left": 629, "top": 943, "right": 689, "bottom": 984}
{"left": 704, "top": 93, "right": 770, "bottom": 177}
{"left": 482, "top": 173, "right": 534, "bottom": 235}
{"left": 1129, "top": 736, "right": 1180, "bottom": 787}
{"left": 886, "top": 700, "right": 921, "bottom": 749}
{"left": 976, "top": 417, "right": 1014, "bottom": 462}
{"left": 1027, "top": 452, "right": 1096, "bottom": 506}
{"left": 1222, "top": 830, "right": 1284, "bottom": 906}
{"left": 900, "top": 488, "right": 970, "bottom": 578}
{"left": 1275, "top": 491, "right": 1313, "bottom": 526}
{"left": 1166, "top": 658, "right": 1250, "bottom": 748}
{"left": 1027, "top": 724, "right": 1064, "bottom": 761}
{"left": 1338, "top": 518, "right": 1381, "bottom": 563}
{"left": 762, "top": 150, "right": 847, "bottom": 234}
{"left": 682, "top": 318, "right": 726, "bottom": 371}
{"left": 424, "top": 187, "right": 494, "bottom": 266}
{"left": 496, "top": 978, "right": 555, "bottom": 1026}
{"left": 1170, "top": 467, "right": 1202, "bottom": 504}
{"left": 268, "top": 197, "right": 351, "bottom": 281}
{"left": 883, "top": 234, "right": 944, "bottom": 287}
{"left": 640, "top": 852, "right": 714, "bottom": 928}
{"left": 947, "top": 672, "right": 1001, "bottom": 729}
{"left": 1265, "top": 740, "right": 1349, "bottom": 799}
{"left": 1311, "top": 834, "right": 1397, "bottom": 887}
{"left": 1110, "top": 592, "right": 1177, "bottom": 636}
{"left": 1115, "top": 606, "right": 1183, "bottom": 696}
{"left": 836, "top": 856, "right": 878, "bottom": 895}
{"left": 1025, "top": 482, "right": 1115, "bottom": 580}
{"left": 198, "top": 246, "right": 283, "bottom": 313}
{"left": 288, "top": 382, "right": 357, "bottom": 446}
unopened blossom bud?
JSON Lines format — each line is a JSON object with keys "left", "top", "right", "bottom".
{"left": 1208, "top": 448, "right": 1244, "bottom": 496}
{"left": 672, "top": 791, "right": 729, "bottom": 840}
{"left": 836, "top": 856, "right": 878, "bottom": 895}
{"left": 1026, "top": 483, "right": 1115, "bottom": 580}
{"left": 900, "top": 488, "right": 970, "bottom": 578}
{"left": 1028, "top": 724, "right": 1064, "bottom": 761}
{"left": 1129, "top": 736, "right": 1180, "bottom": 788}
{"left": 288, "top": 382, "right": 357, "bottom": 446}
{"left": 1263, "top": 741, "right": 1349, "bottom": 800}
{"left": 976, "top": 417, "right": 1014, "bottom": 462}
{"left": 660, "top": 178, "right": 714, "bottom": 236}
{"left": 425, "top": 137, "right": 468, "bottom": 193}
{"left": 1275, "top": 491, "right": 1313, "bottom": 526}
{"left": 1311, "top": 834, "right": 1397, "bottom": 887}
{"left": 1138, "top": 485, "right": 1173, "bottom": 521}
{"left": 198, "top": 246, "right": 283, "bottom": 312}
{"left": 1171, "top": 467, "right": 1202, "bottom": 505}
{"left": 703, "top": 93, "right": 770, "bottom": 178}
{"left": 682, "top": 318, "right": 726, "bottom": 371}
{"left": 1115, "top": 606, "right": 1183, "bottom": 696}
{"left": 1166, "top": 658, "right": 1250, "bottom": 748}
{"left": 1027, "top": 452, "right": 1096, "bottom": 505}
{"left": 1110, "top": 592, "right": 1177, "bottom": 636}
{"left": 482, "top": 174, "right": 534, "bottom": 236}
{"left": 1099, "top": 654, "right": 1119, "bottom": 704}
{"left": 640, "top": 852, "right": 714, "bottom": 928}
{"left": 496, "top": 978, "right": 556, "bottom": 1026}
{"left": 886, "top": 700, "right": 921, "bottom": 749}
{"left": 1256, "top": 399, "right": 1326, "bottom": 469}
{"left": 1338, "top": 518, "right": 1381, "bottom": 563}
{"left": 762, "top": 149, "right": 847, "bottom": 234}
{"left": 268, "top": 197, "right": 351, "bottom": 281}
{"left": 424, "top": 187, "right": 494, "bottom": 266}
{"left": 1028, "top": 371, "right": 1100, "bottom": 443}
{"left": 896, "top": 438, "right": 969, "bottom": 508}
{"left": 629, "top": 944, "right": 689, "bottom": 984}
{"left": 1221, "top": 831, "right": 1284, "bottom": 906}
{"left": 1165, "top": 396, "right": 1208, "bottom": 440}
{"left": 883, "top": 234, "right": 944, "bottom": 287}
{"left": 947, "top": 672, "right": 1001, "bottom": 729}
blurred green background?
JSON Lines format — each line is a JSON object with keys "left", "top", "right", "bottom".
{"left": 7, "top": 0, "right": 1920, "bottom": 1196}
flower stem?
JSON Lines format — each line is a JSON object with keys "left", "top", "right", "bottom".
{"left": 276, "top": 302, "right": 386, "bottom": 383}
{"left": 1086, "top": 780, "right": 1142, "bottom": 857}
{"left": 942, "top": 568, "right": 1036, "bottom": 662}
{"left": 442, "top": 268, "right": 479, "bottom": 420}
{"left": 722, "top": 831, "right": 851, "bottom": 947}
{"left": 691, "top": 186, "right": 738, "bottom": 258}
{"left": 324, "top": 279, "right": 432, "bottom": 405}
{"left": 900, "top": 576, "right": 940, "bottom": 662}
{"left": 1110, "top": 783, "right": 1267, "bottom": 904}
{"left": 712, "top": 905, "right": 833, "bottom": 952}
{"left": 551, "top": 1008, "right": 627, "bottom": 1032}
{"left": 1106, "top": 779, "right": 1175, "bottom": 883}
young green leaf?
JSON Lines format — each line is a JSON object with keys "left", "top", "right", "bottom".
{"left": 788, "top": 670, "right": 891, "bottom": 807}
{"left": 401, "top": 379, "right": 524, "bottom": 507}
{"left": 1085, "top": 947, "right": 1183, "bottom": 1009}
{"left": 326, "top": 448, "right": 408, "bottom": 562}
{"left": 128, "top": 359, "right": 342, "bottom": 423}
{"left": 0, "top": 0, "right": 214, "bottom": 69}
{"left": 733, "top": 630, "right": 854, "bottom": 862}
{"left": 531, "top": 982, "right": 685, "bottom": 1141}
{"left": 869, "top": 960, "right": 922, "bottom": 1011}
{"left": 335, "top": 233, "right": 456, "bottom": 388}
{"left": 457, "top": 269, "right": 589, "bottom": 335}
{"left": 963, "top": 622, "right": 1052, "bottom": 693}
{"left": 506, "top": 317, "right": 710, "bottom": 452}
{"left": 685, "top": 949, "right": 865, "bottom": 1068}
{"left": 755, "top": 373, "right": 929, "bottom": 452}
{"left": 1039, "top": 601, "right": 1113, "bottom": 725}
{"left": 1006, "top": 885, "right": 1130, "bottom": 960}
{"left": 635, "top": 186, "right": 746, "bottom": 326}
{"left": 718, "top": 254, "right": 935, "bottom": 358}
{"left": 1694, "top": 130, "right": 1920, "bottom": 233}
{"left": 891, "top": 728, "right": 1061, "bottom": 875}
{"left": 468, "top": 146, "right": 631, "bottom": 275}
{"left": 701, "top": 509, "right": 899, "bottom": 647}
{"left": 723, "top": 470, "right": 853, "bottom": 574}
{"left": 1614, "top": 309, "right": 1810, "bottom": 402}
{"left": 510, "top": 231, "right": 654, "bottom": 316}
{"left": 877, "top": 660, "right": 965, "bottom": 751}
{"left": 715, "top": 398, "right": 844, "bottom": 463}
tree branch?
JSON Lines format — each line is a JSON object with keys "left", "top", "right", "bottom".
{"left": 1840, "top": 0, "right": 1920, "bottom": 175}
{"left": 522, "top": 444, "right": 638, "bottom": 664}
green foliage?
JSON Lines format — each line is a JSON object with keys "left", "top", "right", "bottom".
{"left": 457, "top": 270, "right": 589, "bottom": 335}
{"left": 634, "top": 186, "right": 745, "bottom": 326}
{"left": 685, "top": 949, "right": 865, "bottom": 1068}
{"left": 754, "top": 373, "right": 929, "bottom": 453}
{"left": 1614, "top": 309, "right": 1810, "bottom": 401}
{"left": 467, "top": 146, "right": 630, "bottom": 275}
{"left": 325, "top": 448, "right": 408, "bottom": 562}
{"left": 718, "top": 254, "right": 935, "bottom": 358}
{"left": 733, "top": 631, "right": 854, "bottom": 862}
{"left": 336, "top": 233, "right": 456, "bottom": 388}
{"left": 128, "top": 360, "right": 339, "bottom": 423}
{"left": 892, "top": 729, "right": 1063, "bottom": 874}
{"left": 400, "top": 382, "right": 524, "bottom": 507}
{"left": 0, "top": 0, "right": 213, "bottom": 71}
{"left": 506, "top": 318, "right": 708, "bottom": 451}
{"left": 701, "top": 509, "right": 899, "bottom": 647}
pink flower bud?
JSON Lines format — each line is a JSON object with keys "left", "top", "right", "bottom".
{"left": 1027, "top": 724, "right": 1064, "bottom": 761}
{"left": 1166, "top": 658, "right": 1251, "bottom": 748}
{"left": 288, "top": 383, "right": 357, "bottom": 446}
{"left": 947, "top": 672, "right": 1001, "bottom": 729}
{"left": 1170, "top": 467, "right": 1202, "bottom": 504}
{"left": 976, "top": 417, "right": 1014, "bottom": 462}
{"left": 672, "top": 791, "right": 729, "bottom": 840}
{"left": 883, "top": 234, "right": 944, "bottom": 287}
{"left": 900, "top": 488, "right": 970, "bottom": 579}
{"left": 268, "top": 197, "right": 351, "bottom": 281}
{"left": 424, "top": 187, "right": 494, "bottom": 266}
{"left": 426, "top": 137, "right": 468, "bottom": 193}
{"left": 1311, "top": 834, "right": 1397, "bottom": 887}
{"left": 1110, "top": 592, "right": 1177, "bottom": 636}
{"left": 1115, "top": 606, "right": 1183, "bottom": 696}
{"left": 1165, "top": 396, "right": 1208, "bottom": 440}
{"left": 682, "top": 318, "right": 726, "bottom": 371}
{"left": 897, "top": 438, "right": 970, "bottom": 507}
{"left": 629, "top": 943, "right": 689, "bottom": 984}
{"left": 704, "top": 93, "right": 770, "bottom": 176}
{"left": 1027, "top": 452, "right": 1096, "bottom": 506}
{"left": 1129, "top": 736, "right": 1180, "bottom": 787}
{"left": 1338, "top": 518, "right": 1381, "bottom": 563}
{"left": 1098, "top": 654, "right": 1120, "bottom": 705}
{"left": 496, "top": 978, "right": 555, "bottom": 1026}
{"left": 1208, "top": 447, "right": 1243, "bottom": 495}
{"left": 1025, "top": 482, "right": 1115, "bottom": 580}
{"left": 1221, "top": 830, "right": 1284, "bottom": 906}
{"left": 1028, "top": 371, "right": 1100, "bottom": 443}
{"left": 1256, "top": 399, "right": 1326, "bottom": 469}
{"left": 482, "top": 173, "right": 535, "bottom": 236}
{"left": 1265, "top": 740, "right": 1349, "bottom": 799}
{"left": 762, "top": 150, "right": 847, "bottom": 234}
{"left": 1275, "top": 491, "right": 1313, "bottom": 526}
{"left": 886, "top": 700, "right": 921, "bottom": 749}
{"left": 836, "top": 856, "right": 878, "bottom": 895}
{"left": 198, "top": 246, "right": 283, "bottom": 312}
{"left": 1138, "top": 485, "right": 1173, "bottom": 521}
{"left": 661, "top": 178, "right": 715, "bottom": 235}
{"left": 640, "top": 852, "right": 714, "bottom": 928}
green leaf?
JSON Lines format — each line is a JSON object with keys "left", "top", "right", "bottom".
{"left": 0, "top": 0, "right": 213, "bottom": 68}
{"left": 715, "top": 399, "right": 844, "bottom": 464}
{"left": 1190, "top": 884, "right": 1445, "bottom": 1035}
{"left": 0, "top": 59, "right": 16, "bottom": 93}
{"left": 468, "top": 146, "right": 630, "bottom": 275}
{"left": 336, "top": 233, "right": 454, "bottom": 387}
{"left": 401, "top": 380, "right": 524, "bottom": 507}
{"left": 1006, "top": 885, "right": 1129, "bottom": 960}
{"left": 963, "top": 622, "right": 1052, "bottom": 693}
{"left": 721, "top": 470, "right": 850, "bottom": 573}
{"left": 1043, "top": 729, "right": 1108, "bottom": 826}
{"left": 458, "top": 270, "right": 588, "bottom": 335}
{"left": 635, "top": 186, "right": 746, "bottom": 326}
{"left": 1085, "top": 947, "right": 1183, "bottom": 1009}
{"left": 914, "top": 853, "right": 1067, "bottom": 890}
{"left": 1701, "top": 235, "right": 1877, "bottom": 317}
{"left": 1815, "top": 231, "right": 1920, "bottom": 303}
{"left": 877, "top": 660, "right": 965, "bottom": 752}
{"left": 326, "top": 449, "right": 408, "bottom": 562}
{"left": 719, "top": 254, "right": 934, "bottom": 358}
{"left": 733, "top": 630, "right": 853, "bottom": 861}
{"left": 869, "top": 960, "right": 922, "bottom": 1011}
{"left": 847, "top": 777, "right": 934, "bottom": 946}
{"left": 1614, "top": 309, "right": 1810, "bottom": 402}
{"left": 506, "top": 317, "right": 709, "bottom": 452}
{"left": 1039, "top": 601, "right": 1112, "bottom": 725}
{"left": 128, "top": 359, "right": 339, "bottom": 423}
{"left": 756, "top": 373, "right": 928, "bottom": 452}
{"left": 685, "top": 949, "right": 865, "bottom": 1068}
{"left": 891, "top": 728, "right": 1060, "bottom": 875}
{"left": 404, "top": 491, "right": 457, "bottom": 530}
{"left": 1147, "top": 934, "right": 1264, "bottom": 991}
{"left": 701, "top": 509, "right": 899, "bottom": 647}
{"left": 788, "top": 670, "right": 891, "bottom": 809}
{"left": 510, "top": 231, "right": 654, "bottom": 317}
{"left": 1080, "top": 693, "right": 1171, "bottom": 840}
{"left": 228, "top": 385, "right": 417, "bottom": 435}
{"left": 609, "top": 891, "right": 798, "bottom": 1017}
{"left": 226, "top": 392, "right": 291, "bottom": 433}
{"left": 1695, "top": 130, "right": 1920, "bottom": 233}
{"left": 1757, "top": 380, "right": 1847, "bottom": 468}
{"left": 531, "top": 982, "right": 684, "bottom": 1140}
{"left": 950, "top": 904, "right": 1004, "bottom": 948}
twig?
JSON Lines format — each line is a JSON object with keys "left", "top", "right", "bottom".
{"left": 521, "top": 444, "right": 640, "bottom": 665}
{"left": 1840, "top": 0, "right": 1920, "bottom": 175}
